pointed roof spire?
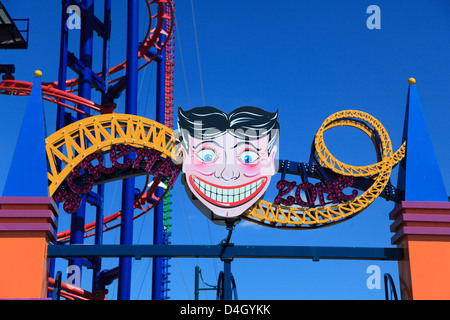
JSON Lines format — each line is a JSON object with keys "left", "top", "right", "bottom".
{"left": 2, "top": 71, "right": 49, "bottom": 197}
{"left": 396, "top": 78, "right": 448, "bottom": 202}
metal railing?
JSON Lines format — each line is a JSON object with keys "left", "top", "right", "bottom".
{"left": 384, "top": 273, "right": 399, "bottom": 300}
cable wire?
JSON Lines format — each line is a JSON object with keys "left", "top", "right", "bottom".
{"left": 189, "top": 0, "right": 206, "bottom": 105}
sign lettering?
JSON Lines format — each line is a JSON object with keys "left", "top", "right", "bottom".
{"left": 274, "top": 176, "right": 358, "bottom": 207}
{"left": 54, "top": 144, "right": 181, "bottom": 213}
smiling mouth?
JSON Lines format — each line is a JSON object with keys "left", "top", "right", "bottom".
{"left": 189, "top": 175, "right": 267, "bottom": 208}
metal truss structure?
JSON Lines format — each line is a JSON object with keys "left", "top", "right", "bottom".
{"left": 243, "top": 110, "right": 406, "bottom": 229}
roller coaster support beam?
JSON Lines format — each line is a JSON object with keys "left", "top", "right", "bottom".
{"left": 104, "top": 76, "right": 127, "bottom": 103}
{"left": 48, "top": 245, "right": 405, "bottom": 261}
{"left": 118, "top": 0, "right": 139, "bottom": 301}
{"left": 103, "top": 49, "right": 162, "bottom": 104}
{"left": 145, "top": 49, "right": 164, "bottom": 63}
{"left": 67, "top": 52, "right": 105, "bottom": 92}
{"left": 77, "top": 0, "right": 94, "bottom": 110}
{"left": 68, "top": 0, "right": 94, "bottom": 285}
{"left": 96, "top": 267, "right": 119, "bottom": 288}
{"left": 100, "top": 0, "right": 111, "bottom": 107}
{"left": 222, "top": 258, "right": 233, "bottom": 300}
{"left": 57, "top": 1, "right": 69, "bottom": 131}
{"left": 152, "top": 2, "right": 167, "bottom": 301}
{"left": 51, "top": 0, "right": 70, "bottom": 298}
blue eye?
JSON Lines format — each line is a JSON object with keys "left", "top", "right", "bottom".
{"left": 239, "top": 150, "right": 260, "bottom": 164}
{"left": 197, "top": 148, "right": 218, "bottom": 163}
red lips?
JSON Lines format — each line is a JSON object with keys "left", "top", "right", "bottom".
{"left": 189, "top": 175, "right": 267, "bottom": 208}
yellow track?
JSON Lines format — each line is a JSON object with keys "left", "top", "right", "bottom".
{"left": 46, "top": 111, "right": 405, "bottom": 229}
{"left": 242, "top": 110, "right": 406, "bottom": 229}
{"left": 46, "top": 113, "right": 178, "bottom": 197}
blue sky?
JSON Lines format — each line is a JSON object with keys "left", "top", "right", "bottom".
{"left": 1, "top": 0, "right": 450, "bottom": 300}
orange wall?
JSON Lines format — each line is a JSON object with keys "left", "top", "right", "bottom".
{"left": 0, "top": 232, "right": 50, "bottom": 299}
{"left": 407, "top": 238, "right": 450, "bottom": 300}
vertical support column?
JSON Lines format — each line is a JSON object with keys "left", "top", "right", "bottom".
{"left": 152, "top": 2, "right": 167, "bottom": 301}
{"left": 390, "top": 201, "right": 450, "bottom": 300}
{"left": 194, "top": 266, "right": 200, "bottom": 300}
{"left": 101, "top": 0, "right": 111, "bottom": 107}
{"left": 92, "top": 183, "right": 105, "bottom": 294}
{"left": 117, "top": 0, "right": 138, "bottom": 300}
{"left": 92, "top": 0, "right": 111, "bottom": 296}
{"left": 77, "top": 0, "right": 94, "bottom": 113}
{"left": 51, "top": 4, "right": 70, "bottom": 296}
{"left": 57, "top": 0, "right": 69, "bottom": 131}
{"left": 222, "top": 259, "right": 233, "bottom": 300}
{"left": 69, "top": 0, "right": 94, "bottom": 282}
{"left": 0, "top": 198, "right": 58, "bottom": 299}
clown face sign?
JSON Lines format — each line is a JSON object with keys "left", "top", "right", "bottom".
{"left": 177, "top": 106, "right": 280, "bottom": 225}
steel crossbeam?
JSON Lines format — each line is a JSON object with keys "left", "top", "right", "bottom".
{"left": 47, "top": 244, "right": 404, "bottom": 261}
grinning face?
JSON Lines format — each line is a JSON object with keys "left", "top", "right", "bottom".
{"left": 182, "top": 131, "right": 277, "bottom": 218}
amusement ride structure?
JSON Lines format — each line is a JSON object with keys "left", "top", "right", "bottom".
{"left": 0, "top": 1, "right": 449, "bottom": 301}
{"left": 0, "top": 0, "right": 177, "bottom": 300}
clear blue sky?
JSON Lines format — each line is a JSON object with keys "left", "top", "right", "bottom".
{"left": 1, "top": 0, "right": 450, "bottom": 300}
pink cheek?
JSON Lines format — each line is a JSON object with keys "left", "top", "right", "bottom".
{"left": 241, "top": 163, "right": 263, "bottom": 177}
{"left": 241, "top": 154, "right": 274, "bottom": 177}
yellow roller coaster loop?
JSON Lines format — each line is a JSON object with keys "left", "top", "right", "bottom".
{"left": 242, "top": 110, "right": 406, "bottom": 229}
{"left": 46, "top": 113, "right": 178, "bottom": 197}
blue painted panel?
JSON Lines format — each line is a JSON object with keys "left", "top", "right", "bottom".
{"left": 397, "top": 84, "right": 448, "bottom": 202}
{"left": 3, "top": 75, "right": 48, "bottom": 197}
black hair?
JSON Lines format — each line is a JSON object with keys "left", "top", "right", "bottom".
{"left": 177, "top": 106, "right": 280, "bottom": 154}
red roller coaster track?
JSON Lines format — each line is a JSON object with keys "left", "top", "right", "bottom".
{"left": 0, "top": 0, "right": 175, "bottom": 114}
{"left": 0, "top": 79, "right": 108, "bottom": 115}
{"left": 48, "top": 277, "right": 107, "bottom": 300}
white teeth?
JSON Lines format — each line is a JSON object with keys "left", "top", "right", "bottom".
{"left": 192, "top": 177, "right": 265, "bottom": 203}
{"left": 245, "top": 186, "right": 251, "bottom": 198}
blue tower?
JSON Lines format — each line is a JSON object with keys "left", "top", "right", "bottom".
{"left": 396, "top": 78, "right": 448, "bottom": 202}
{"left": 3, "top": 73, "right": 48, "bottom": 197}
